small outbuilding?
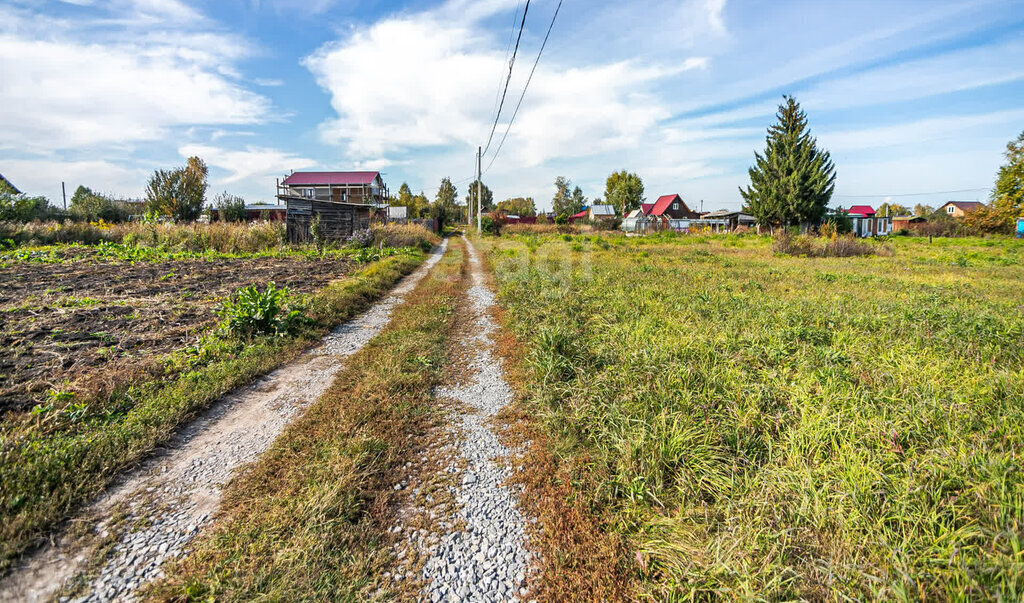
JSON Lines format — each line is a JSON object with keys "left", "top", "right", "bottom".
{"left": 702, "top": 209, "right": 756, "bottom": 229}
{"left": 589, "top": 204, "right": 617, "bottom": 221}
{"left": 892, "top": 215, "right": 927, "bottom": 231}
{"left": 846, "top": 205, "right": 893, "bottom": 238}
{"left": 280, "top": 197, "right": 371, "bottom": 243}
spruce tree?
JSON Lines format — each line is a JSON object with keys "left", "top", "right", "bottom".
{"left": 740, "top": 96, "right": 835, "bottom": 229}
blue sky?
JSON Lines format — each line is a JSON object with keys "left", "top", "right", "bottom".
{"left": 1, "top": 0, "right": 1022, "bottom": 212}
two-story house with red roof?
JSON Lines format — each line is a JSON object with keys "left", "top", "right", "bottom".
{"left": 277, "top": 171, "right": 388, "bottom": 205}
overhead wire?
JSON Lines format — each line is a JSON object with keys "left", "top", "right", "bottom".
{"left": 483, "top": 0, "right": 563, "bottom": 175}
{"left": 492, "top": 2, "right": 523, "bottom": 118}
{"left": 481, "top": 0, "right": 530, "bottom": 157}
{"left": 833, "top": 187, "right": 988, "bottom": 198}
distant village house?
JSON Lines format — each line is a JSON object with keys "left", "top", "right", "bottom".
{"left": 938, "top": 201, "right": 983, "bottom": 218}
{"left": 846, "top": 205, "right": 892, "bottom": 237}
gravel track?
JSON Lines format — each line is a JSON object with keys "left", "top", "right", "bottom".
{"left": 396, "top": 235, "right": 536, "bottom": 602}
{"left": 0, "top": 241, "right": 448, "bottom": 603}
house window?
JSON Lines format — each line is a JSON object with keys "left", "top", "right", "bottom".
{"left": 948, "top": 206, "right": 954, "bottom": 213}
{"left": 302, "top": 188, "right": 314, "bottom": 199}
{"left": 672, "top": 202, "right": 679, "bottom": 210}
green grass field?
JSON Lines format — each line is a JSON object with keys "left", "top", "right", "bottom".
{"left": 482, "top": 232, "right": 1024, "bottom": 600}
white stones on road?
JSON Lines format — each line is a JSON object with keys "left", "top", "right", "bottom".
{"left": 0, "top": 241, "right": 448, "bottom": 602}
{"left": 404, "top": 235, "right": 536, "bottom": 603}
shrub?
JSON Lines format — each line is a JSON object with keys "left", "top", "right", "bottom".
{"left": 310, "top": 215, "right": 326, "bottom": 251}
{"left": 214, "top": 191, "right": 248, "bottom": 223}
{"left": 593, "top": 218, "right": 622, "bottom": 231}
{"left": 774, "top": 231, "right": 886, "bottom": 257}
{"left": 219, "top": 283, "right": 304, "bottom": 337}
{"left": 480, "top": 214, "right": 504, "bottom": 235}
{"left": 69, "top": 186, "right": 130, "bottom": 223}
{"left": 347, "top": 228, "right": 374, "bottom": 248}
{"left": 0, "top": 192, "right": 58, "bottom": 222}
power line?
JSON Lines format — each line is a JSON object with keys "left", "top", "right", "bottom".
{"left": 492, "top": 2, "right": 523, "bottom": 118}
{"left": 833, "top": 187, "right": 988, "bottom": 199}
{"left": 483, "top": 0, "right": 562, "bottom": 175}
{"left": 482, "top": 0, "right": 530, "bottom": 157}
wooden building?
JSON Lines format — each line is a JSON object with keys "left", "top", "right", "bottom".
{"left": 277, "top": 171, "right": 387, "bottom": 243}
{"left": 278, "top": 171, "right": 388, "bottom": 205}
{"left": 650, "top": 194, "right": 701, "bottom": 220}
{"left": 282, "top": 197, "right": 371, "bottom": 243}
{"left": 892, "top": 215, "right": 926, "bottom": 231}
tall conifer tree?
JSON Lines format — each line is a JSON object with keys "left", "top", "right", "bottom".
{"left": 740, "top": 96, "right": 835, "bottom": 228}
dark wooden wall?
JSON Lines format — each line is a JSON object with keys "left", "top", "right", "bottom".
{"left": 285, "top": 198, "right": 371, "bottom": 243}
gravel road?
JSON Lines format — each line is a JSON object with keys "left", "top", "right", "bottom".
{"left": 0, "top": 241, "right": 447, "bottom": 603}
{"left": 394, "top": 235, "right": 536, "bottom": 602}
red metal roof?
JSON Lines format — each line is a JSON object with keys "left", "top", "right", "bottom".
{"left": 571, "top": 209, "right": 589, "bottom": 218}
{"left": 281, "top": 171, "right": 380, "bottom": 186}
{"left": 650, "top": 194, "right": 681, "bottom": 216}
{"left": 846, "top": 205, "right": 875, "bottom": 216}
{"left": 640, "top": 203, "right": 654, "bottom": 215}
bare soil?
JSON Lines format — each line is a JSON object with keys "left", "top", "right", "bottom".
{"left": 0, "top": 252, "right": 353, "bottom": 415}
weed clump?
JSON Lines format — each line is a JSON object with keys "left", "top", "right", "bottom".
{"left": 773, "top": 231, "right": 887, "bottom": 257}
{"left": 218, "top": 283, "right": 305, "bottom": 337}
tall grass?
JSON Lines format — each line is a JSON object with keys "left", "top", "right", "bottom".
{"left": 370, "top": 222, "right": 441, "bottom": 250}
{"left": 0, "top": 220, "right": 287, "bottom": 254}
{"left": 482, "top": 233, "right": 1024, "bottom": 599}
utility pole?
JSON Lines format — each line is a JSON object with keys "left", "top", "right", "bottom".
{"left": 62, "top": 181, "right": 67, "bottom": 211}
{"left": 476, "top": 146, "right": 482, "bottom": 232}
{"left": 467, "top": 155, "right": 473, "bottom": 226}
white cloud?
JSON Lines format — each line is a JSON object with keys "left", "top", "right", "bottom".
{"left": 819, "top": 109, "right": 1024, "bottom": 153}
{"left": 179, "top": 144, "right": 318, "bottom": 188}
{"left": 0, "top": 3, "right": 271, "bottom": 152}
{"left": 1, "top": 158, "right": 150, "bottom": 202}
{"left": 304, "top": 1, "right": 707, "bottom": 170}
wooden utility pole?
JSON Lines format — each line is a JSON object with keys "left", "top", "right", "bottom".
{"left": 62, "top": 181, "right": 67, "bottom": 210}
{"left": 476, "top": 147, "right": 482, "bottom": 232}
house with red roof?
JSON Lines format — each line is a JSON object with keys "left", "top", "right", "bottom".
{"left": 276, "top": 171, "right": 386, "bottom": 244}
{"left": 277, "top": 171, "right": 388, "bottom": 205}
{"left": 568, "top": 208, "right": 589, "bottom": 223}
{"left": 843, "top": 205, "right": 892, "bottom": 237}
{"left": 649, "top": 194, "right": 701, "bottom": 220}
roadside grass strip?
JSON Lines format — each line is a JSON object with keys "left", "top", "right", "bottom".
{"left": 0, "top": 251, "right": 426, "bottom": 573}
{"left": 147, "top": 238, "right": 465, "bottom": 600}
{"left": 481, "top": 232, "right": 1024, "bottom": 600}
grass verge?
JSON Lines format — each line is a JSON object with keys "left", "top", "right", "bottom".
{"left": 145, "top": 238, "right": 465, "bottom": 601}
{"left": 0, "top": 251, "right": 426, "bottom": 574}
{"left": 478, "top": 232, "right": 1024, "bottom": 599}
